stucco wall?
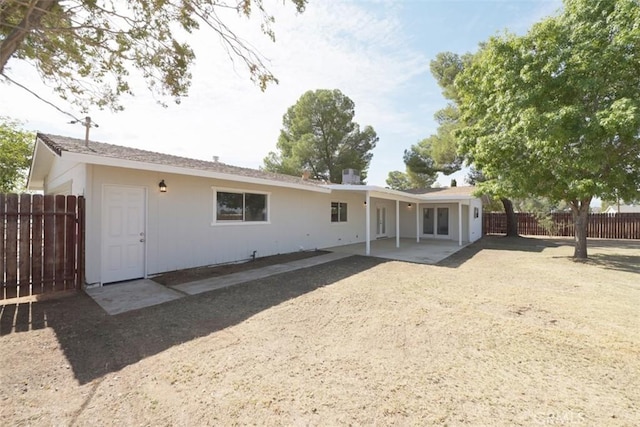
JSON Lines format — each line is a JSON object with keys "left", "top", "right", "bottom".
{"left": 400, "top": 202, "right": 464, "bottom": 241}
{"left": 368, "top": 198, "right": 398, "bottom": 238}
{"left": 44, "top": 157, "right": 86, "bottom": 195}
{"left": 43, "top": 159, "right": 484, "bottom": 283}
{"left": 469, "top": 198, "right": 483, "bottom": 242}
{"left": 399, "top": 203, "right": 420, "bottom": 238}
{"left": 84, "top": 166, "right": 371, "bottom": 284}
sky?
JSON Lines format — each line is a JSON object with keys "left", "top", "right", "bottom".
{"left": 0, "top": 0, "right": 563, "bottom": 187}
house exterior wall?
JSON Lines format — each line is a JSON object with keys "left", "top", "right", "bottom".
{"left": 462, "top": 205, "right": 469, "bottom": 242}
{"left": 469, "top": 198, "right": 483, "bottom": 242}
{"left": 369, "top": 198, "right": 398, "bottom": 238}
{"left": 39, "top": 154, "right": 485, "bottom": 284}
{"left": 83, "top": 166, "right": 370, "bottom": 284}
{"left": 398, "top": 203, "right": 462, "bottom": 241}
{"left": 399, "top": 203, "right": 419, "bottom": 238}
{"left": 43, "top": 156, "right": 87, "bottom": 195}
{"left": 398, "top": 202, "right": 481, "bottom": 242}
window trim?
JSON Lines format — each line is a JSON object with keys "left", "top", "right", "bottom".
{"left": 331, "top": 201, "right": 348, "bottom": 223}
{"left": 212, "top": 187, "right": 271, "bottom": 226}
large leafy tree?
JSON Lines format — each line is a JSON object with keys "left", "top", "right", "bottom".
{"left": 263, "top": 89, "right": 378, "bottom": 183}
{"left": 0, "top": 0, "right": 306, "bottom": 111}
{"left": 457, "top": 0, "right": 640, "bottom": 259}
{"left": 0, "top": 117, "right": 33, "bottom": 192}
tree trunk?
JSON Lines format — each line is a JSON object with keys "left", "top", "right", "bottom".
{"left": 501, "top": 198, "right": 519, "bottom": 237}
{"left": 0, "top": 0, "right": 58, "bottom": 73}
{"left": 570, "top": 198, "right": 592, "bottom": 259}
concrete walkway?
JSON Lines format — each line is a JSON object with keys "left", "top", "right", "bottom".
{"left": 86, "top": 252, "right": 352, "bottom": 315}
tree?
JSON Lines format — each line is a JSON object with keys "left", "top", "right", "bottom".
{"left": 263, "top": 89, "right": 378, "bottom": 183}
{"left": 405, "top": 51, "right": 520, "bottom": 236}
{"left": 0, "top": 117, "right": 33, "bottom": 192}
{"left": 386, "top": 171, "right": 411, "bottom": 191}
{"left": 456, "top": 0, "right": 640, "bottom": 259}
{"left": 0, "top": 0, "right": 306, "bottom": 111}
{"left": 385, "top": 169, "right": 436, "bottom": 191}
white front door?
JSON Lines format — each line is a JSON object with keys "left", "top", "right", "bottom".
{"left": 376, "top": 207, "right": 387, "bottom": 237}
{"left": 102, "top": 185, "right": 146, "bottom": 284}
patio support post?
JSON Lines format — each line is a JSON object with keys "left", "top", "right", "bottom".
{"left": 365, "top": 191, "right": 371, "bottom": 255}
{"left": 458, "top": 201, "right": 463, "bottom": 246}
{"left": 396, "top": 200, "right": 400, "bottom": 248}
{"left": 416, "top": 203, "right": 420, "bottom": 242}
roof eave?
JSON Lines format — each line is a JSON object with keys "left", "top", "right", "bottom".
{"left": 61, "top": 151, "right": 331, "bottom": 193}
{"left": 323, "top": 184, "right": 425, "bottom": 203}
{"left": 26, "top": 136, "right": 60, "bottom": 191}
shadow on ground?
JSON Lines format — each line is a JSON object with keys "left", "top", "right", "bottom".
{"left": 585, "top": 253, "right": 640, "bottom": 274}
{"left": 436, "top": 236, "right": 562, "bottom": 268}
{"left": 0, "top": 256, "right": 386, "bottom": 385}
{"left": 439, "top": 235, "right": 640, "bottom": 273}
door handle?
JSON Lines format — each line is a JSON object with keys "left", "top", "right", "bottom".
{"left": 140, "top": 239, "right": 145, "bottom": 242}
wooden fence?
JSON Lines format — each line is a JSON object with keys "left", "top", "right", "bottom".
{"left": 1, "top": 194, "right": 85, "bottom": 300}
{"left": 483, "top": 212, "right": 640, "bottom": 239}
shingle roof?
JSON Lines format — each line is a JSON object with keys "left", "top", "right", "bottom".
{"left": 38, "top": 133, "right": 324, "bottom": 188}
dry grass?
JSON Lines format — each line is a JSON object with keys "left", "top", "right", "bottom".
{"left": 1, "top": 237, "right": 638, "bottom": 426}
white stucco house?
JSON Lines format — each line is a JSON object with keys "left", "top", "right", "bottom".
{"left": 27, "top": 133, "right": 483, "bottom": 286}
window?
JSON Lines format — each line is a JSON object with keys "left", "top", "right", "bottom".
{"left": 331, "top": 202, "right": 348, "bottom": 222}
{"left": 474, "top": 207, "right": 479, "bottom": 219}
{"left": 215, "top": 190, "right": 267, "bottom": 222}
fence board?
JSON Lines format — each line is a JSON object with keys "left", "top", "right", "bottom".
{"left": 5, "top": 194, "right": 18, "bottom": 299}
{"left": 43, "top": 196, "right": 55, "bottom": 294}
{"left": 1, "top": 194, "right": 85, "bottom": 301}
{"left": 484, "top": 212, "right": 640, "bottom": 239}
{"left": 54, "top": 195, "right": 66, "bottom": 292}
{"left": 0, "top": 194, "right": 5, "bottom": 300}
{"left": 19, "top": 194, "right": 31, "bottom": 297}
{"left": 31, "top": 195, "right": 44, "bottom": 296}
{"left": 65, "top": 196, "right": 76, "bottom": 290}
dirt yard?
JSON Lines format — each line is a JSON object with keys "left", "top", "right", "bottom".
{"left": 1, "top": 237, "right": 638, "bottom": 426}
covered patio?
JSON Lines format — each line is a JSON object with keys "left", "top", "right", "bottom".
{"left": 326, "top": 238, "right": 469, "bottom": 264}
{"left": 327, "top": 185, "right": 483, "bottom": 258}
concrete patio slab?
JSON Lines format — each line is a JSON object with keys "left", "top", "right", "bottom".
{"left": 85, "top": 252, "right": 353, "bottom": 314}
{"left": 325, "top": 238, "right": 469, "bottom": 264}
{"left": 172, "top": 252, "right": 352, "bottom": 296}
{"left": 85, "top": 279, "right": 184, "bottom": 315}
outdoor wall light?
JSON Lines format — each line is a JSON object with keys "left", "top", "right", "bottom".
{"left": 408, "top": 203, "right": 412, "bottom": 208}
{"left": 159, "top": 180, "right": 167, "bottom": 192}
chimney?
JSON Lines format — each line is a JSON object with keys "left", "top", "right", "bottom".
{"left": 212, "top": 156, "right": 219, "bottom": 163}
